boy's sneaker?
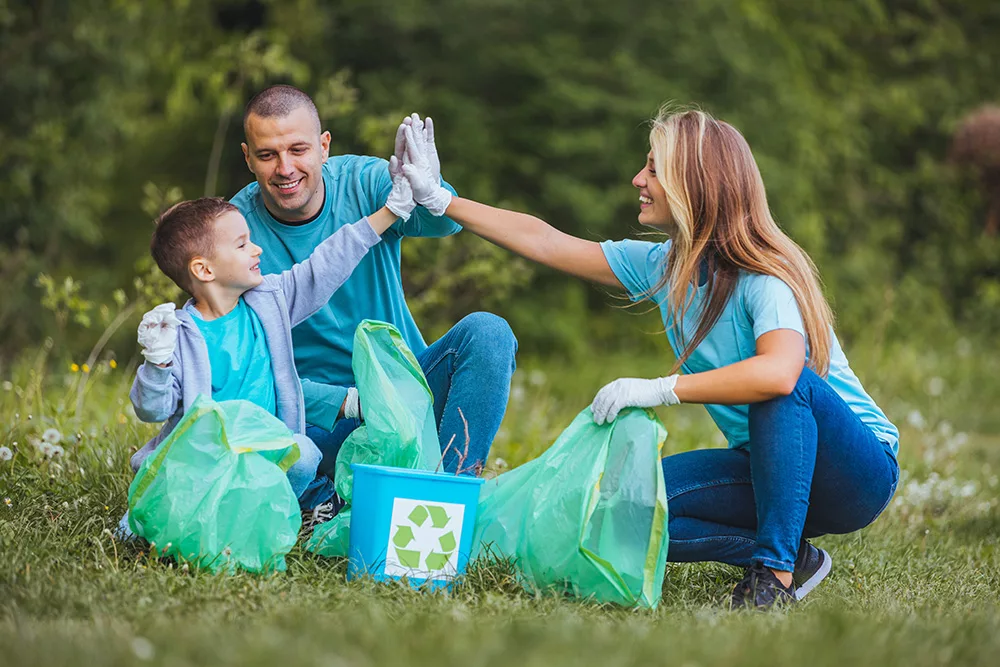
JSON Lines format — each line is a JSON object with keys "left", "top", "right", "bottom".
{"left": 792, "top": 542, "right": 832, "bottom": 600}
{"left": 730, "top": 563, "right": 796, "bottom": 610}
{"left": 299, "top": 497, "right": 343, "bottom": 537}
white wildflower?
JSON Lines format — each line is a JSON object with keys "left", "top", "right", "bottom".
{"left": 130, "top": 637, "right": 155, "bottom": 661}
{"left": 0, "top": 446, "right": 12, "bottom": 461}
{"left": 46, "top": 444, "right": 64, "bottom": 458}
{"left": 494, "top": 457, "right": 509, "bottom": 470}
{"left": 3, "top": 498, "right": 11, "bottom": 507}
{"left": 906, "top": 410, "right": 926, "bottom": 430}
{"left": 42, "top": 428, "right": 62, "bottom": 444}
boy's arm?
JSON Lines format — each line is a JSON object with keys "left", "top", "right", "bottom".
{"left": 129, "top": 360, "right": 181, "bottom": 423}
{"left": 276, "top": 208, "right": 396, "bottom": 328}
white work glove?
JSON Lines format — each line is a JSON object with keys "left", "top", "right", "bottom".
{"left": 137, "top": 303, "right": 182, "bottom": 366}
{"left": 385, "top": 124, "right": 416, "bottom": 221}
{"left": 403, "top": 113, "right": 441, "bottom": 186}
{"left": 590, "top": 375, "right": 681, "bottom": 425}
{"left": 400, "top": 119, "right": 452, "bottom": 216}
{"left": 343, "top": 386, "right": 362, "bottom": 421}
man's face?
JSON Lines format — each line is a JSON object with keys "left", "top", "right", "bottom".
{"left": 198, "top": 211, "right": 263, "bottom": 292}
{"left": 242, "top": 106, "right": 331, "bottom": 222}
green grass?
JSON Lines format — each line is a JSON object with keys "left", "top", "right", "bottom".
{"left": 2, "top": 336, "right": 1000, "bottom": 666}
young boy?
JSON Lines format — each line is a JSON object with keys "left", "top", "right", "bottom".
{"left": 128, "top": 186, "right": 413, "bottom": 522}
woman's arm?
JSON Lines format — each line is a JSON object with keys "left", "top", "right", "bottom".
{"left": 674, "top": 329, "right": 807, "bottom": 404}
{"left": 445, "top": 197, "right": 623, "bottom": 288}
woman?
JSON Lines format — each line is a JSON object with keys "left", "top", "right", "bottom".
{"left": 397, "top": 108, "right": 900, "bottom": 609}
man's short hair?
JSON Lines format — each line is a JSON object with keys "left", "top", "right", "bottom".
{"left": 243, "top": 84, "right": 321, "bottom": 137}
{"left": 151, "top": 197, "right": 237, "bottom": 294}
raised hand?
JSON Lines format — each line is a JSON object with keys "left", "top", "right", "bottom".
{"left": 137, "top": 303, "right": 182, "bottom": 366}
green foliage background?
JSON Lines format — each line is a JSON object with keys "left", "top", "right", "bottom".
{"left": 1, "top": 0, "right": 998, "bottom": 361}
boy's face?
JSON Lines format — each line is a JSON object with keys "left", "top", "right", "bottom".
{"left": 191, "top": 211, "right": 263, "bottom": 292}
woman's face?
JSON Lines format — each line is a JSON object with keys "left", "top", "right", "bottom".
{"left": 632, "top": 151, "right": 670, "bottom": 230}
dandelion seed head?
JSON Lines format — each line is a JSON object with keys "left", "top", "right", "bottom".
{"left": 1, "top": 381, "right": 12, "bottom": 391}
{"left": 130, "top": 637, "right": 155, "bottom": 661}
{"left": 0, "top": 446, "right": 12, "bottom": 461}
{"left": 42, "top": 428, "right": 62, "bottom": 445}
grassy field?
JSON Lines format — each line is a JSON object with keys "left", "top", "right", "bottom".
{"left": 2, "top": 334, "right": 1000, "bottom": 667}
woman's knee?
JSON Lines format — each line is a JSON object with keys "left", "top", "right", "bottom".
{"left": 748, "top": 366, "right": 822, "bottom": 421}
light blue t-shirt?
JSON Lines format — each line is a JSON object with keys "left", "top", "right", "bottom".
{"left": 186, "top": 299, "right": 276, "bottom": 416}
{"left": 231, "top": 155, "right": 459, "bottom": 429}
{"left": 601, "top": 239, "right": 899, "bottom": 455}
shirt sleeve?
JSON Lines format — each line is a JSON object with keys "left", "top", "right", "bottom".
{"left": 599, "top": 239, "right": 670, "bottom": 302}
{"left": 360, "top": 156, "right": 461, "bottom": 238}
{"left": 742, "top": 274, "right": 805, "bottom": 340}
{"left": 301, "top": 379, "right": 349, "bottom": 431}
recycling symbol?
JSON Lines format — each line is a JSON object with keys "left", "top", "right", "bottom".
{"left": 387, "top": 500, "right": 463, "bottom": 576}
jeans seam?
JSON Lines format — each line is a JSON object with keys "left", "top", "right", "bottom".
{"left": 420, "top": 346, "right": 460, "bottom": 376}
{"left": 862, "top": 452, "right": 902, "bottom": 528}
{"left": 670, "top": 535, "right": 757, "bottom": 546}
{"left": 668, "top": 476, "right": 753, "bottom": 500}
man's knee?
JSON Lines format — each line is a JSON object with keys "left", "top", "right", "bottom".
{"left": 455, "top": 312, "right": 518, "bottom": 360}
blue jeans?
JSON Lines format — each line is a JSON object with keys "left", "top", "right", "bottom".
{"left": 662, "top": 368, "right": 900, "bottom": 572}
{"left": 299, "top": 312, "right": 518, "bottom": 509}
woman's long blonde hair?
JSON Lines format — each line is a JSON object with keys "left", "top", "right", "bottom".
{"left": 647, "top": 107, "right": 834, "bottom": 376}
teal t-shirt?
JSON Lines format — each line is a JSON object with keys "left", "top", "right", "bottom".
{"left": 600, "top": 239, "right": 899, "bottom": 455}
{"left": 231, "top": 155, "right": 459, "bottom": 428}
{"left": 186, "top": 298, "right": 277, "bottom": 416}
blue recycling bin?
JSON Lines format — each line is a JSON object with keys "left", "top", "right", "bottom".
{"left": 347, "top": 463, "right": 485, "bottom": 589}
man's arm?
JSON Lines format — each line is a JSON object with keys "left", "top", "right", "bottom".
{"left": 301, "top": 379, "right": 350, "bottom": 431}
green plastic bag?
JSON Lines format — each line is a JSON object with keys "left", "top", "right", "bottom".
{"left": 473, "top": 408, "right": 669, "bottom": 608}
{"left": 306, "top": 320, "right": 441, "bottom": 557}
{"left": 128, "top": 395, "right": 302, "bottom": 574}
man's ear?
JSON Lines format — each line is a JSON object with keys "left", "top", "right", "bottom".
{"left": 189, "top": 256, "right": 214, "bottom": 284}
{"left": 241, "top": 143, "right": 253, "bottom": 173}
{"left": 320, "top": 131, "right": 331, "bottom": 162}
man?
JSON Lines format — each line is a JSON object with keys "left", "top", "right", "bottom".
{"left": 231, "top": 85, "right": 517, "bottom": 518}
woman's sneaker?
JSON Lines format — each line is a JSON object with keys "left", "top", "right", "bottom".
{"left": 792, "top": 542, "right": 832, "bottom": 600}
{"left": 730, "top": 563, "right": 796, "bottom": 610}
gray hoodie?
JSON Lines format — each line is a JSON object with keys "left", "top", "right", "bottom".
{"left": 129, "top": 218, "right": 381, "bottom": 472}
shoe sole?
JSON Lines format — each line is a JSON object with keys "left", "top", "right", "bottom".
{"left": 795, "top": 547, "right": 832, "bottom": 600}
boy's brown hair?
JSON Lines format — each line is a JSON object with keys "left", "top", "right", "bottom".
{"left": 151, "top": 197, "right": 238, "bottom": 293}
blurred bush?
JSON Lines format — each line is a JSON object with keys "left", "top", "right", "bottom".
{"left": 2, "top": 0, "right": 998, "bottom": 363}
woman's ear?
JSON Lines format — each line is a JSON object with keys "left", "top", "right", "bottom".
{"left": 189, "top": 256, "right": 214, "bottom": 284}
